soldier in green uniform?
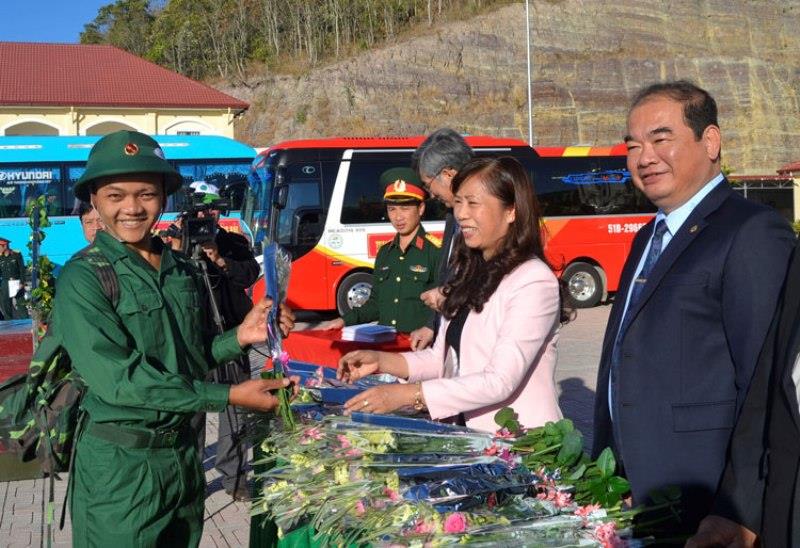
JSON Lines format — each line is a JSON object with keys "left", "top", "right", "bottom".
{"left": 322, "top": 167, "right": 441, "bottom": 333}
{"left": 0, "top": 237, "right": 26, "bottom": 320}
{"left": 51, "top": 130, "right": 295, "bottom": 547}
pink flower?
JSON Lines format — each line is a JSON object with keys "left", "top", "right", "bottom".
{"left": 337, "top": 434, "right": 351, "bottom": 449}
{"left": 536, "top": 486, "right": 572, "bottom": 508}
{"left": 383, "top": 487, "right": 401, "bottom": 502}
{"left": 345, "top": 448, "right": 363, "bottom": 458}
{"left": 354, "top": 500, "right": 366, "bottom": 516}
{"left": 299, "top": 426, "right": 323, "bottom": 444}
{"left": 494, "top": 427, "right": 516, "bottom": 439}
{"left": 305, "top": 377, "right": 321, "bottom": 387}
{"left": 498, "top": 447, "right": 516, "bottom": 467}
{"left": 574, "top": 503, "right": 603, "bottom": 524}
{"left": 413, "top": 519, "right": 435, "bottom": 534}
{"left": 593, "top": 521, "right": 624, "bottom": 547}
{"left": 279, "top": 351, "right": 290, "bottom": 367}
{"left": 443, "top": 512, "right": 468, "bottom": 534}
{"left": 483, "top": 443, "right": 499, "bottom": 456}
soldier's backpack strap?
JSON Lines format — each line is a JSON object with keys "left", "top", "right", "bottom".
{"left": 75, "top": 244, "right": 119, "bottom": 307}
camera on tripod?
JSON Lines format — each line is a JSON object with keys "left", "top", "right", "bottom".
{"left": 159, "top": 189, "right": 231, "bottom": 255}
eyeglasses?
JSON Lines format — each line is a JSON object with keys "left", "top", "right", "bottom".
{"left": 422, "top": 170, "right": 443, "bottom": 191}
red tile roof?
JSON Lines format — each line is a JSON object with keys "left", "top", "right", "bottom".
{"left": 0, "top": 42, "right": 248, "bottom": 111}
{"left": 778, "top": 161, "right": 800, "bottom": 175}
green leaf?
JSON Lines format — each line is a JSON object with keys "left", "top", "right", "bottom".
{"left": 493, "top": 407, "right": 517, "bottom": 428}
{"left": 555, "top": 419, "right": 575, "bottom": 435}
{"left": 567, "top": 463, "right": 587, "bottom": 481}
{"left": 607, "top": 475, "right": 630, "bottom": 498}
{"left": 556, "top": 430, "right": 583, "bottom": 467}
{"left": 595, "top": 447, "right": 617, "bottom": 478}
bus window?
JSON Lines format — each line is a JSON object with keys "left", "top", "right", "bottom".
{"left": 0, "top": 165, "right": 63, "bottom": 217}
{"left": 174, "top": 162, "right": 252, "bottom": 211}
{"left": 532, "top": 157, "right": 655, "bottom": 217}
{"left": 274, "top": 162, "right": 323, "bottom": 254}
{"left": 65, "top": 165, "right": 87, "bottom": 213}
{"left": 341, "top": 152, "right": 446, "bottom": 224}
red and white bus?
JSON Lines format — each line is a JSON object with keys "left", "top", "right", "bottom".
{"left": 242, "top": 136, "right": 655, "bottom": 312}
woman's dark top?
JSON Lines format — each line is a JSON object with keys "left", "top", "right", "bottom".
{"left": 445, "top": 306, "right": 470, "bottom": 360}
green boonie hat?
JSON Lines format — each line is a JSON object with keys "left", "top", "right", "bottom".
{"left": 74, "top": 130, "right": 183, "bottom": 201}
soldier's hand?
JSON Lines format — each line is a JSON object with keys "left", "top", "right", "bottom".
{"left": 338, "top": 350, "right": 381, "bottom": 382}
{"left": 318, "top": 318, "right": 345, "bottom": 331}
{"left": 409, "top": 326, "right": 434, "bottom": 350}
{"left": 236, "top": 297, "right": 273, "bottom": 347}
{"left": 420, "top": 287, "right": 445, "bottom": 312}
{"left": 279, "top": 303, "right": 296, "bottom": 336}
{"left": 229, "top": 378, "right": 292, "bottom": 411}
{"left": 686, "top": 516, "right": 757, "bottom": 548}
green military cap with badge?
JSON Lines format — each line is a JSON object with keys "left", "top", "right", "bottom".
{"left": 74, "top": 130, "right": 183, "bottom": 200}
{"left": 380, "top": 167, "right": 427, "bottom": 203}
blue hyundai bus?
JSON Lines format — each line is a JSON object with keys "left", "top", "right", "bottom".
{"left": 0, "top": 134, "right": 256, "bottom": 267}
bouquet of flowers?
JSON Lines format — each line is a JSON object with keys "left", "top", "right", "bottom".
{"left": 251, "top": 407, "right": 680, "bottom": 546}
{"left": 260, "top": 242, "right": 295, "bottom": 429}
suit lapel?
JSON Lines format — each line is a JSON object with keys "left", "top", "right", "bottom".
{"left": 622, "top": 182, "right": 732, "bottom": 327}
{"left": 602, "top": 225, "right": 651, "bottom": 359}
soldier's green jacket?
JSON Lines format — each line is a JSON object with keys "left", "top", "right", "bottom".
{"left": 52, "top": 231, "right": 237, "bottom": 429}
{"left": 53, "top": 231, "right": 245, "bottom": 547}
{"left": 343, "top": 225, "right": 441, "bottom": 333}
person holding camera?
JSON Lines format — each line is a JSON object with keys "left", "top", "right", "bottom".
{"left": 168, "top": 183, "right": 263, "bottom": 502}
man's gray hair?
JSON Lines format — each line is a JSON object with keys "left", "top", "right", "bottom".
{"left": 412, "top": 128, "right": 473, "bottom": 179}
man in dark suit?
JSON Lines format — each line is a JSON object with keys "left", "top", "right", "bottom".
{"left": 592, "top": 80, "right": 794, "bottom": 533}
{"left": 408, "top": 128, "right": 473, "bottom": 350}
{"left": 688, "top": 243, "right": 800, "bottom": 546}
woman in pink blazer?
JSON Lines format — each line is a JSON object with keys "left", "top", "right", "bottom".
{"left": 339, "top": 157, "right": 565, "bottom": 433}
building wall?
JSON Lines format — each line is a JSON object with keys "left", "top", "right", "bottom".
{"left": 0, "top": 106, "right": 239, "bottom": 137}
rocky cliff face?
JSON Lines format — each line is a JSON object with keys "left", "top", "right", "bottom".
{"left": 225, "top": 1, "right": 800, "bottom": 173}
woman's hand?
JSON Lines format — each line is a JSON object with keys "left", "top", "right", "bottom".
{"left": 343, "top": 384, "right": 417, "bottom": 415}
{"left": 338, "top": 350, "right": 381, "bottom": 382}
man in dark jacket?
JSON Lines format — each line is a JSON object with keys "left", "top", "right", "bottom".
{"left": 173, "top": 185, "right": 262, "bottom": 501}
{"left": 407, "top": 128, "right": 473, "bottom": 350}
{"left": 0, "top": 237, "right": 27, "bottom": 320}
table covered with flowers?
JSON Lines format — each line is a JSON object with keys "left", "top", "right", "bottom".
{"left": 247, "top": 362, "right": 681, "bottom": 547}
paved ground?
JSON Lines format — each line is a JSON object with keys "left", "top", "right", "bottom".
{"left": 0, "top": 303, "right": 611, "bottom": 547}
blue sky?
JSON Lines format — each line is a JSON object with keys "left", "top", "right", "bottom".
{"left": 0, "top": 1, "right": 110, "bottom": 43}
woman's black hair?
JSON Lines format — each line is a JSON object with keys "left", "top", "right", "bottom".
{"left": 440, "top": 156, "right": 572, "bottom": 324}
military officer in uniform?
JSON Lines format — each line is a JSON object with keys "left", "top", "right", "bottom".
{"left": 0, "top": 237, "right": 26, "bottom": 320}
{"left": 52, "top": 130, "right": 295, "bottom": 547}
{"left": 321, "top": 167, "right": 441, "bottom": 333}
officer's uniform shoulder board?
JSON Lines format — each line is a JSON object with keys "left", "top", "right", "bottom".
{"left": 424, "top": 233, "right": 442, "bottom": 248}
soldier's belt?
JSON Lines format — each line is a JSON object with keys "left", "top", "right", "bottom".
{"left": 85, "top": 421, "right": 192, "bottom": 449}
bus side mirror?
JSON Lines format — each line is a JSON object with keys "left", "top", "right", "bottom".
{"left": 274, "top": 184, "right": 289, "bottom": 210}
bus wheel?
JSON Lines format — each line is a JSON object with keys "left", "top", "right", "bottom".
{"left": 563, "top": 262, "right": 603, "bottom": 308}
{"left": 337, "top": 272, "right": 373, "bottom": 315}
